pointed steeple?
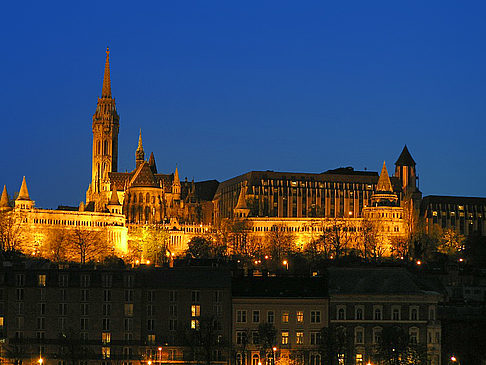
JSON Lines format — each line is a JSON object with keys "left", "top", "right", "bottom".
{"left": 17, "top": 176, "right": 31, "bottom": 201}
{"left": 376, "top": 161, "right": 393, "bottom": 192}
{"left": 109, "top": 183, "right": 121, "bottom": 205}
{"left": 148, "top": 152, "right": 157, "bottom": 174}
{"left": 0, "top": 185, "right": 10, "bottom": 210}
{"left": 395, "top": 145, "right": 416, "bottom": 166}
{"left": 234, "top": 184, "right": 250, "bottom": 218}
{"left": 173, "top": 166, "right": 180, "bottom": 185}
{"left": 102, "top": 47, "right": 111, "bottom": 98}
{"left": 135, "top": 129, "right": 145, "bottom": 167}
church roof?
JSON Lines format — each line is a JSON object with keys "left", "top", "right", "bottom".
{"left": 16, "top": 176, "right": 31, "bottom": 201}
{"left": 235, "top": 185, "right": 248, "bottom": 210}
{"left": 395, "top": 145, "right": 416, "bottom": 166}
{"left": 102, "top": 47, "right": 111, "bottom": 98}
{"left": 148, "top": 152, "right": 157, "bottom": 174}
{"left": 0, "top": 185, "right": 10, "bottom": 208}
{"left": 376, "top": 161, "right": 393, "bottom": 192}
{"left": 129, "top": 162, "right": 159, "bottom": 188}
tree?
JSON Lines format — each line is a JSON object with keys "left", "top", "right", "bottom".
{"left": 128, "top": 225, "right": 170, "bottom": 265}
{"left": 0, "top": 211, "right": 24, "bottom": 252}
{"left": 67, "top": 228, "right": 108, "bottom": 264}
{"left": 183, "top": 316, "right": 227, "bottom": 365}
{"left": 318, "top": 326, "right": 348, "bottom": 365}
{"left": 258, "top": 323, "right": 277, "bottom": 364}
{"left": 187, "top": 236, "right": 214, "bottom": 259}
{"left": 375, "top": 326, "right": 426, "bottom": 365}
{"left": 264, "top": 225, "right": 295, "bottom": 263}
{"left": 437, "top": 228, "right": 465, "bottom": 257}
{"left": 41, "top": 229, "right": 70, "bottom": 262}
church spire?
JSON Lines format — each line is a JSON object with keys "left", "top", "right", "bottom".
{"left": 135, "top": 129, "right": 145, "bottom": 167}
{"left": 102, "top": 47, "right": 111, "bottom": 98}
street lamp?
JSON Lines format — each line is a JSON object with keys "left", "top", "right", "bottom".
{"left": 38, "top": 358, "right": 43, "bottom": 365}
{"left": 272, "top": 347, "right": 277, "bottom": 365}
{"left": 158, "top": 347, "right": 162, "bottom": 364}
{"left": 282, "top": 260, "right": 288, "bottom": 270}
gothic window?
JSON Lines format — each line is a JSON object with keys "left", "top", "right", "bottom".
{"left": 146, "top": 193, "right": 150, "bottom": 203}
{"left": 97, "top": 141, "right": 101, "bottom": 155}
{"left": 104, "top": 140, "right": 108, "bottom": 155}
{"left": 139, "top": 193, "right": 143, "bottom": 204}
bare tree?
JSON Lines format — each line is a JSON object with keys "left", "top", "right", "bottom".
{"left": 264, "top": 224, "right": 295, "bottom": 262}
{"left": 0, "top": 211, "right": 24, "bottom": 252}
{"left": 67, "top": 228, "right": 108, "bottom": 264}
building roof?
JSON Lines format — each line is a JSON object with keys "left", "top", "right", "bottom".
{"left": 16, "top": 176, "right": 31, "bottom": 201}
{"left": 327, "top": 267, "right": 440, "bottom": 296}
{"left": 232, "top": 276, "right": 328, "bottom": 298}
{"left": 0, "top": 185, "right": 10, "bottom": 208}
{"left": 395, "top": 145, "right": 416, "bottom": 166}
{"left": 422, "top": 195, "right": 486, "bottom": 206}
{"left": 376, "top": 161, "right": 393, "bottom": 193}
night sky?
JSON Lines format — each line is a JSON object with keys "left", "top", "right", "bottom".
{"left": 1, "top": 1, "right": 486, "bottom": 208}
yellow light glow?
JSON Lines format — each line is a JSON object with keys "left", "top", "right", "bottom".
{"left": 451, "top": 356, "right": 457, "bottom": 362}
{"left": 272, "top": 347, "right": 277, "bottom": 351}
{"left": 416, "top": 260, "right": 422, "bottom": 265}
{"left": 148, "top": 361, "right": 152, "bottom": 365}
{"left": 283, "top": 260, "right": 287, "bottom": 265}
{"left": 146, "top": 260, "right": 151, "bottom": 265}
{"left": 38, "top": 358, "right": 43, "bottom": 364}
{"left": 158, "top": 347, "right": 162, "bottom": 351}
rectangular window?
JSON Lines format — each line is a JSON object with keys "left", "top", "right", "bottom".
{"left": 16, "top": 288, "right": 24, "bottom": 301}
{"left": 104, "top": 290, "right": 111, "bottom": 302}
{"left": 253, "top": 310, "right": 260, "bottom": 323}
{"left": 124, "top": 304, "right": 133, "bottom": 317}
{"left": 102, "top": 347, "right": 110, "bottom": 359}
{"left": 310, "top": 332, "right": 321, "bottom": 345}
{"left": 236, "top": 310, "right": 247, "bottom": 323}
{"left": 282, "top": 312, "right": 289, "bottom": 323}
{"left": 214, "top": 290, "right": 222, "bottom": 303}
{"left": 125, "top": 290, "right": 134, "bottom": 302}
{"left": 392, "top": 307, "right": 400, "bottom": 321}
{"left": 37, "top": 317, "right": 45, "bottom": 330}
{"left": 39, "top": 303, "right": 46, "bottom": 315}
{"left": 148, "top": 304, "right": 155, "bottom": 317}
{"left": 80, "top": 318, "right": 88, "bottom": 331}
{"left": 192, "top": 290, "right": 200, "bottom": 303}
{"left": 103, "top": 304, "right": 111, "bottom": 316}
{"left": 410, "top": 307, "right": 419, "bottom": 321}
{"left": 81, "top": 303, "right": 88, "bottom": 316}
{"left": 252, "top": 331, "right": 259, "bottom": 344}
{"left": 16, "top": 274, "right": 25, "bottom": 287}
{"left": 81, "top": 274, "right": 90, "bottom": 287}
{"left": 296, "top": 311, "right": 304, "bottom": 323}
{"left": 102, "top": 318, "right": 110, "bottom": 331}
{"left": 148, "top": 290, "right": 155, "bottom": 302}
{"left": 59, "top": 274, "right": 68, "bottom": 287}
{"left": 236, "top": 331, "right": 247, "bottom": 345}
{"left": 311, "top": 311, "right": 321, "bottom": 323}
{"left": 102, "top": 332, "right": 111, "bottom": 344}
{"left": 268, "top": 311, "right": 275, "bottom": 323}
{"left": 191, "top": 305, "right": 201, "bottom": 317}
{"left": 281, "top": 331, "right": 289, "bottom": 345}
{"left": 169, "top": 290, "right": 177, "bottom": 302}
{"left": 147, "top": 319, "right": 155, "bottom": 331}
{"left": 296, "top": 332, "right": 304, "bottom": 344}
{"left": 124, "top": 318, "right": 132, "bottom": 331}
{"left": 355, "top": 328, "right": 364, "bottom": 344}
{"left": 80, "top": 289, "right": 89, "bottom": 302}
{"left": 191, "top": 319, "right": 199, "bottom": 330}
{"left": 38, "top": 274, "right": 47, "bottom": 287}
{"left": 169, "top": 318, "right": 177, "bottom": 331}
{"left": 102, "top": 274, "right": 112, "bottom": 288}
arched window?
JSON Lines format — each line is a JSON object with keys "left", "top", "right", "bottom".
{"left": 338, "top": 308, "right": 345, "bottom": 320}
{"left": 252, "top": 354, "right": 259, "bottom": 365}
{"left": 97, "top": 140, "right": 101, "bottom": 155}
{"left": 139, "top": 193, "right": 143, "bottom": 204}
{"left": 133, "top": 194, "right": 137, "bottom": 204}
{"left": 356, "top": 307, "right": 363, "bottom": 320}
{"left": 103, "top": 140, "right": 108, "bottom": 155}
{"left": 236, "top": 354, "right": 243, "bottom": 365}
{"left": 146, "top": 193, "right": 150, "bottom": 203}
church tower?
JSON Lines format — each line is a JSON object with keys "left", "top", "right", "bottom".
{"left": 91, "top": 48, "right": 120, "bottom": 198}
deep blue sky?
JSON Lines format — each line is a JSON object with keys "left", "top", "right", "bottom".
{"left": 1, "top": 1, "right": 486, "bottom": 208}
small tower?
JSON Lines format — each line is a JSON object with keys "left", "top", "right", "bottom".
{"left": 136, "top": 130, "right": 145, "bottom": 168}
{"left": 234, "top": 184, "right": 250, "bottom": 218}
{"left": 371, "top": 162, "right": 398, "bottom": 206}
{"left": 107, "top": 183, "right": 122, "bottom": 214}
{"left": 394, "top": 145, "right": 418, "bottom": 195}
{"left": 0, "top": 185, "right": 11, "bottom": 212}
{"left": 15, "top": 177, "right": 35, "bottom": 210}
{"left": 172, "top": 166, "right": 181, "bottom": 200}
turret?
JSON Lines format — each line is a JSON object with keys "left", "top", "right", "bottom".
{"left": 234, "top": 183, "right": 250, "bottom": 218}
{"left": 0, "top": 185, "right": 11, "bottom": 212}
{"left": 107, "top": 183, "right": 122, "bottom": 214}
{"left": 15, "top": 177, "right": 35, "bottom": 210}
{"left": 370, "top": 162, "right": 398, "bottom": 206}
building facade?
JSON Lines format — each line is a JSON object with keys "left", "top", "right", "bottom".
{"left": 0, "top": 261, "right": 232, "bottom": 365}
{"left": 328, "top": 267, "right": 442, "bottom": 365}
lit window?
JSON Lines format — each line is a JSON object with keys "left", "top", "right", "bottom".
{"left": 147, "top": 334, "right": 155, "bottom": 344}
{"left": 102, "top": 347, "right": 110, "bottom": 359}
{"left": 124, "top": 304, "right": 133, "bottom": 317}
{"left": 102, "top": 332, "right": 111, "bottom": 344}
{"left": 191, "top": 305, "right": 201, "bottom": 317}
{"left": 296, "top": 332, "right": 304, "bottom": 344}
{"left": 296, "top": 311, "right": 304, "bottom": 323}
{"left": 282, "top": 312, "right": 289, "bottom": 323}
{"left": 356, "top": 354, "right": 363, "bottom": 365}
{"left": 38, "top": 275, "right": 46, "bottom": 287}
{"left": 281, "top": 331, "right": 289, "bottom": 345}
{"left": 191, "top": 319, "right": 199, "bottom": 330}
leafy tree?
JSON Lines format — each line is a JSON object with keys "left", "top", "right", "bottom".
{"left": 437, "top": 228, "right": 465, "bottom": 257}
{"left": 129, "top": 225, "right": 170, "bottom": 265}
{"left": 318, "top": 326, "right": 348, "bottom": 365}
{"left": 183, "top": 316, "right": 227, "bottom": 365}
{"left": 375, "top": 326, "right": 426, "bottom": 365}
{"left": 187, "top": 236, "right": 214, "bottom": 259}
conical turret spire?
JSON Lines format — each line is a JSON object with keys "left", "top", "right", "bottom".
{"left": 109, "top": 182, "right": 121, "bottom": 205}
{"left": 173, "top": 166, "right": 180, "bottom": 184}
{"left": 101, "top": 47, "right": 111, "bottom": 98}
{"left": 148, "top": 152, "right": 157, "bottom": 174}
{"left": 137, "top": 129, "right": 143, "bottom": 150}
{"left": 17, "top": 176, "right": 31, "bottom": 201}
{"left": 376, "top": 161, "right": 393, "bottom": 192}
{"left": 0, "top": 185, "right": 10, "bottom": 209}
